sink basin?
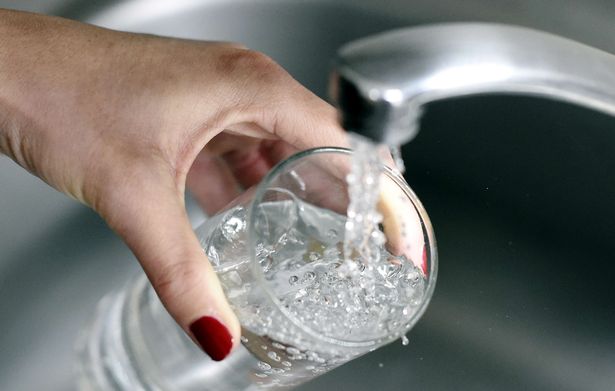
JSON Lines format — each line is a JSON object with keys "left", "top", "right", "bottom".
{"left": 1, "top": 1, "right": 614, "bottom": 390}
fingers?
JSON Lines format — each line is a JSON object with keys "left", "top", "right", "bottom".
{"left": 271, "top": 82, "right": 349, "bottom": 151}
{"left": 221, "top": 146, "right": 272, "bottom": 189}
{"left": 204, "top": 133, "right": 300, "bottom": 190}
{"left": 108, "top": 183, "right": 241, "bottom": 361}
{"left": 220, "top": 139, "right": 301, "bottom": 189}
{"left": 186, "top": 152, "right": 241, "bottom": 216}
{"left": 378, "top": 175, "right": 427, "bottom": 274}
{"left": 214, "top": 50, "right": 349, "bottom": 150}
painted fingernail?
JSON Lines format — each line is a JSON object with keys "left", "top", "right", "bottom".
{"left": 189, "top": 316, "right": 233, "bottom": 361}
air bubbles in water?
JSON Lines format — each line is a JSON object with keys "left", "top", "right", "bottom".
{"left": 301, "top": 271, "right": 316, "bottom": 284}
{"left": 308, "top": 252, "right": 320, "bottom": 262}
{"left": 267, "top": 351, "right": 281, "bottom": 362}
{"left": 221, "top": 215, "right": 245, "bottom": 241}
{"left": 206, "top": 245, "right": 220, "bottom": 267}
{"left": 401, "top": 335, "right": 409, "bottom": 346}
{"left": 259, "top": 256, "right": 273, "bottom": 273}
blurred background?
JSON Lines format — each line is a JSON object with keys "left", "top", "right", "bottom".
{"left": 1, "top": 1, "right": 614, "bottom": 390}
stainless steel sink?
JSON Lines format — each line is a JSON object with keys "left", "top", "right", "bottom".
{"left": 1, "top": 1, "right": 614, "bottom": 390}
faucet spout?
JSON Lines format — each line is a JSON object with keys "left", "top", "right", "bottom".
{"left": 330, "top": 23, "right": 615, "bottom": 145}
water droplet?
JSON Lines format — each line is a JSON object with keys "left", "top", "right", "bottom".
{"left": 259, "top": 255, "right": 273, "bottom": 272}
{"left": 294, "top": 288, "right": 307, "bottom": 299}
{"left": 288, "top": 275, "right": 299, "bottom": 285}
{"left": 272, "top": 342, "right": 286, "bottom": 350}
{"left": 221, "top": 214, "right": 245, "bottom": 241}
{"left": 281, "top": 361, "right": 292, "bottom": 367}
{"left": 308, "top": 252, "right": 320, "bottom": 262}
{"left": 277, "top": 232, "right": 289, "bottom": 246}
{"left": 401, "top": 335, "right": 409, "bottom": 346}
{"left": 240, "top": 336, "right": 248, "bottom": 343}
{"left": 255, "top": 243, "right": 269, "bottom": 258}
{"left": 286, "top": 347, "right": 301, "bottom": 356}
{"left": 206, "top": 245, "right": 220, "bottom": 267}
{"left": 387, "top": 319, "right": 400, "bottom": 331}
{"left": 378, "top": 362, "right": 384, "bottom": 368}
{"left": 267, "top": 351, "right": 281, "bottom": 361}
{"left": 254, "top": 373, "right": 268, "bottom": 378}
{"left": 371, "top": 230, "right": 386, "bottom": 246}
{"left": 257, "top": 361, "right": 272, "bottom": 371}
{"left": 306, "top": 351, "right": 319, "bottom": 361}
{"left": 405, "top": 270, "right": 420, "bottom": 283}
{"left": 301, "top": 271, "right": 316, "bottom": 283}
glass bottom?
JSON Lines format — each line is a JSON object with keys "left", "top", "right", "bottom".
{"left": 74, "top": 275, "right": 313, "bottom": 391}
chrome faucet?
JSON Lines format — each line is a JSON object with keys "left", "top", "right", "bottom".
{"left": 330, "top": 23, "right": 615, "bottom": 145}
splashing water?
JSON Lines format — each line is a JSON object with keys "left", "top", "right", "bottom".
{"left": 340, "top": 135, "right": 386, "bottom": 277}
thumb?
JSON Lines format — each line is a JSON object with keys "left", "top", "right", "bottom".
{"left": 107, "top": 183, "right": 240, "bottom": 361}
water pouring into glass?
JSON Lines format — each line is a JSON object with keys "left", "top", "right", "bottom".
{"left": 77, "top": 144, "right": 436, "bottom": 390}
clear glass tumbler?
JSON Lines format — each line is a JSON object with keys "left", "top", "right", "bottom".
{"left": 75, "top": 147, "right": 437, "bottom": 391}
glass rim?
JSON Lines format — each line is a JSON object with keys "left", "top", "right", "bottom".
{"left": 247, "top": 146, "right": 438, "bottom": 349}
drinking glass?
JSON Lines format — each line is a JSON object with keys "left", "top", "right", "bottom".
{"left": 75, "top": 147, "right": 437, "bottom": 391}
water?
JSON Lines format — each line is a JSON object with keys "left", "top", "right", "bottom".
{"left": 201, "top": 197, "right": 426, "bottom": 387}
{"left": 340, "top": 136, "right": 386, "bottom": 279}
{"left": 389, "top": 144, "right": 405, "bottom": 174}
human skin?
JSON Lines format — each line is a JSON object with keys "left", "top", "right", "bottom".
{"left": 0, "top": 8, "right": 346, "bottom": 360}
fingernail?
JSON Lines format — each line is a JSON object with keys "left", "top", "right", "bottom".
{"left": 189, "top": 316, "right": 233, "bottom": 361}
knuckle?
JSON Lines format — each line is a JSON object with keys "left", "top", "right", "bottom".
{"left": 218, "top": 48, "right": 287, "bottom": 84}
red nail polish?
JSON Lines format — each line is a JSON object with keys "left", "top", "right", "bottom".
{"left": 189, "top": 316, "right": 233, "bottom": 361}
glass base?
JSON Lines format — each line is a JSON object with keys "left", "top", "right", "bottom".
{"left": 75, "top": 275, "right": 266, "bottom": 391}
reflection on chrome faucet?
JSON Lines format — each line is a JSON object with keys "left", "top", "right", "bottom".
{"left": 331, "top": 23, "right": 615, "bottom": 145}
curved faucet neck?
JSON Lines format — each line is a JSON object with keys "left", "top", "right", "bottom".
{"left": 330, "top": 23, "right": 615, "bottom": 145}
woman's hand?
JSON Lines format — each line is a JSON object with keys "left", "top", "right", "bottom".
{"left": 0, "top": 9, "right": 346, "bottom": 361}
